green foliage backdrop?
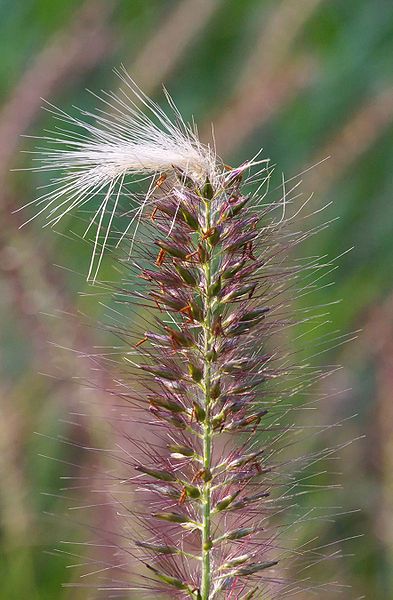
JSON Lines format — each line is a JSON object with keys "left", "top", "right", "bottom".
{"left": 1, "top": 1, "right": 392, "bottom": 598}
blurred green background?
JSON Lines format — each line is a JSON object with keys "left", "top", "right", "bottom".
{"left": 1, "top": 0, "right": 392, "bottom": 598}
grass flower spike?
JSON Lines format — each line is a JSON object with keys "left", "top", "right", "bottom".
{"left": 27, "top": 72, "right": 332, "bottom": 598}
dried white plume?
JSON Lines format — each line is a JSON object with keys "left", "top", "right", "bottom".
{"left": 19, "top": 69, "right": 219, "bottom": 280}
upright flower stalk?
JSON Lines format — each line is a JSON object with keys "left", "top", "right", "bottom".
{"left": 25, "top": 74, "right": 323, "bottom": 598}
{"left": 119, "top": 167, "right": 281, "bottom": 599}
{"left": 201, "top": 191, "right": 214, "bottom": 598}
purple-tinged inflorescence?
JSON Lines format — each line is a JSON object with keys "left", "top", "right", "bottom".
{"left": 108, "top": 165, "right": 303, "bottom": 599}
{"left": 26, "top": 76, "right": 342, "bottom": 599}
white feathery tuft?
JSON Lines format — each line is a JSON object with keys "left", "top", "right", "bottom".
{"left": 19, "top": 68, "right": 219, "bottom": 280}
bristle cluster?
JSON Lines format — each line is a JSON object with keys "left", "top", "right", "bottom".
{"left": 26, "top": 76, "right": 334, "bottom": 599}
{"left": 120, "top": 164, "right": 291, "bottom": 599}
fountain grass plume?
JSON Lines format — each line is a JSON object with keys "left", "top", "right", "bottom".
{"left": 24, "top": 71, "right": 343, "bottom": 599}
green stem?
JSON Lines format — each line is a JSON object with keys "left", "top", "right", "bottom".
{"left": 201, "top": 198, "right": 213, "bottom": 600}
